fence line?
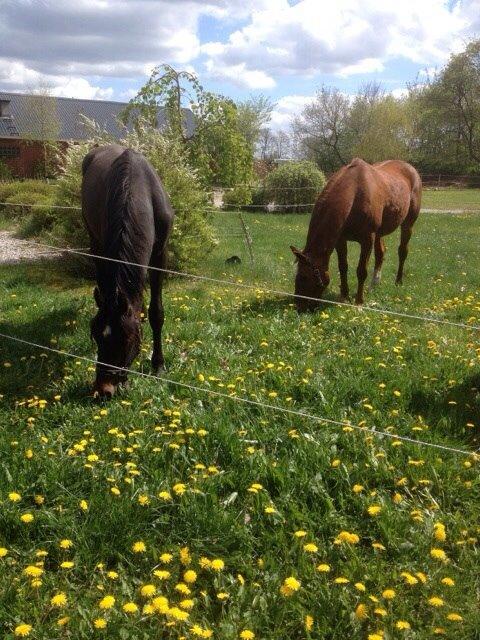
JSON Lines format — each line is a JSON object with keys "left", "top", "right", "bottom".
{"left": 15, "top": 238, "right": 480, "bottom": 332}
{"left": 0, "top": 331, "right": 476, "bottom": 459}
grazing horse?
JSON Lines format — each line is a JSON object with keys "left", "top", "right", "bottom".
{"left": 82, "top": 144, "right": 174, "bottom": 397}
{"left": 291, "top": 158, "right": 421, "bottom": 311}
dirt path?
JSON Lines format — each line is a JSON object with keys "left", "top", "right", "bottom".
{"left": 0, "top": 231, "right": 58, "bottom": 265}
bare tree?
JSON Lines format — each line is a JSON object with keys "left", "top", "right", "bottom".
{"left": 292, "top": 86, "right": 350, "bottom": 171}
{"left": 24, "top": 84, "right": 60, "bottom": 177}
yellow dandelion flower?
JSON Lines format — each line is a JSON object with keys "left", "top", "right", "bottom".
{"left": 99, "top": 595, "right": 115, "bottom": 609}
{"left": 316, "top": 563, "right": 331, "bottom": 573}
{"left": 352, "top": 484, "right": 364, "bottom": 493}
{"left": 79, "top": 500, "right": 88, "bottom": 511}
{"left": 8, "top": 492, "right": 21, "bottom": 502}
{"left": 382, "top": 589, "right": 395, "bottom": 600}
{"left": 280, "top": 576, "right": 301, "bottom": 596}
{"left": 57, "top": 617, "right": 70, "bottom": 627}
{"left": 20, "top": 513, "right": 34, "bottom": 523}
{"left": 59, "top": 539, "right": 73, "bottom": 549}
{"left": 0, "top": 547, "right": 8, "bottom": 558}
{"left": 140, "top": 584, "right": 156, "bottom": 597}
{"left": 179, "top": 599, "right": 195, "bottom": 610}
{"left": 180, "top": 547, "right": 191, "bottom": 565}
{"left": 434, "top": 523, "right": 446, "bottom": 542}
{"left": 50, "top": 592, "right": 67, "bottom": 607}
{"left": 158, "top": 491, "right": 172, "bottom": 501}
{"left": 23, "top": 566, "right": 43, "bottom": 578}
{"left": 428, "top": 596, "right": 444, "bottom": 607}
{"left": 153, "top": 569, "right": 170, "bottom": 580}
{"left": 294, "top": 530, "right": 307, "bottom": 538}
{"left": 303, "top": 543, "right": 318, "bottom": 553}
{"left": 159, "top": 552, "right": 173, "bottom": 563}
{"left": 60, "top": 561, "right": 74, "bottom": 569}
{"left": 374, "top": 607, "right": 387, "bottom": 617}
{"left": 334, "top": 531, "right": 359, "bottom": 544}
{"left": 334, "top": 577, "right": 349, "bottom": 584}
{"left": 441, "top": 577, "right": 455, "bottom": 587}
{"left": 400, "top": 572, "right": 418, "bottom": 585}
{"left": 355, "top": 604, "right": 368, "bottom": 620}
{"left": 354, "top": 582, "right": 366, "bottom": 592}
{"left": 240, "top": 630, "right": 255, "bottom": 639}
{"left": 132, "top": 541, "right": 146, "bottom": 553}
{"left": 138, "top": 494, "right": 150, "bottom": 506}
{"left": 396, "top": 620, "right": 411, "bottom": 630}
{"left": 211, "top": 558, "right": 225, "bottom": 571}
{"left": 368, "top": 634, "right": 383, "bottom": 640}
{"left": 446, "top": 613, "right": 463, "bottom": 622}
{"left": 173, "top": 483, "right": 187, "bottom": 495}
{"left": 367, "top": 505, "right": 382, "bottom": 516}
{"left": 184, "top": 569, "right": 197, "bottom": 583}
{"left": 305, "top": 615, "right": 314, "bottom": 631}
{"left": 93, "top": 618, "right": 107, "bottom": 629}
{"left": 122, "top": 602, "right": 138, "bottom": 614}
{"left": 14, "top": 624, "right": 32, "bottom": 637}
{"left": 430, "top": 548, "right": 448, "bottom": 562}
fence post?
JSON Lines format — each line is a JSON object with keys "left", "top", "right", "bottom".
{"left": 237, "top": 209, "right": 254, "bottom": 265}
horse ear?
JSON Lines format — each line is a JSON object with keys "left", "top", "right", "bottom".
{"left": 290, "top": 245, "right": 307, "bottom": 263}
{"left": 93, "top": 287, "right": 103, "bottom": 308}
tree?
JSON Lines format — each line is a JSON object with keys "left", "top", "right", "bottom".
{"left": 123, "top": 64, "right": 254, "bottom": 187}
{"left": 236, "top": 95, "right": 275, "bottom": 149}
{"left": 292, "top": 87, "right": 350, "bottom": 172}
{"left": 24, "top": 85, "right": 60, "bottom": 178}
{"left": 258, "top": 128, "right": 292, "bottom": 164}
{"left": 408, "top": 40, "right": 480, "bottom": 172}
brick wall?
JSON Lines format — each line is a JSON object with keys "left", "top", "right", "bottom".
{"left": 0, "top": 138, "right": 68, "bottom": 178}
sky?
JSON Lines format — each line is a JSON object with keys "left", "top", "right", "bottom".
{"left": 0, "top": 0, "right": 479, "bottom": 129}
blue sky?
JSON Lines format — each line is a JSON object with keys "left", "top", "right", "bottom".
{"left": 0, "top": 0, "right": 478, "bottom": 128}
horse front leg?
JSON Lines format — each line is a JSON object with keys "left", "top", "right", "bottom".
{"left": 356, "top": 233, "right": 374, "bottom": 305}
{"left": 336, "top": 237, "right": 349, "bottom": 301}
{"left": 148, "top": 249, "right": 166, "bottom": 373}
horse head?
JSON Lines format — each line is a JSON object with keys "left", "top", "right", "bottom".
{"left": 290, "top": 245, "right": 330, "bottom": 312}
{"left": 90, "top": 287, "right": 142, "bottom": 398}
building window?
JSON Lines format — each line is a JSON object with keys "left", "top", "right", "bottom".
{"left": 0, "top": 146, "right": 20, "bottom": 159}
{"left": 0, "top": 100, "right": 11, "bottom": 117}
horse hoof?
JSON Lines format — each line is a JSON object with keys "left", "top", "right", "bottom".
{"left": 152, "top": 363, "right": 166, "bottom": 375}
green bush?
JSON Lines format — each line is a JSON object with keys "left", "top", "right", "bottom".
{"left": 265, "top": 161, "right": 326, "bottom": 213}
{"left": 0, "top": 159, "right": 12, "bottom": 180}
{"left": 0, "top": 180, "right": 56, "bottom": 224}
{"left": 49, "top": 121, "right": 216, "bottom": 271}
{"left": 222, "top": 184, "right": 253, "bottom": 209}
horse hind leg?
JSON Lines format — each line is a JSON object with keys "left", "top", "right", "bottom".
{"left": 356, "top": 233, "right": 374, "bottom": 305}
{"left": 371, "top": 235, "right": 386, "bottom": 287}
{"left": 396, "top": 224, "right": 413, "bottom": 285}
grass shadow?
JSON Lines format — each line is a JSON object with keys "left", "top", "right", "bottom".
{"left": 409, "top": 373, "right": 480, "bottom": 450}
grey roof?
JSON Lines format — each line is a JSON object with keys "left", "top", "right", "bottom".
{"left": 0, "top": 91, "right": 195, "bottom": 141}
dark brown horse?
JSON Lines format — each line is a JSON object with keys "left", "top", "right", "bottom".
{"left": 82, "top": 144, "right": 173, "bottom": 397}
{"left": 291, "top": 158, "right": 421, "bottom": 311}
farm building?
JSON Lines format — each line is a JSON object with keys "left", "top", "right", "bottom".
{"left": 0, "top": 91, "right": 195, "bottom": 178}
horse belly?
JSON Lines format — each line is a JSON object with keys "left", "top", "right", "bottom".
{"left": 378, "top": 204, "right": 408, "bottom": 236}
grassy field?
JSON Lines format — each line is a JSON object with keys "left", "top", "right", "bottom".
{"left": 0, "top": 210, "right": 479, "bottom": 640}
{"left": 421, "top": 188, "right": 480, "bottom": 210}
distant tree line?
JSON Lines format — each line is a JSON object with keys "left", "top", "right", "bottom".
{"left": 291, "top": 40, "right": 480, "bottom": 175}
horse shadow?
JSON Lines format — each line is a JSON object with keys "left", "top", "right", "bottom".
{"left": 0, "top": 303, "right": 88, "bottom": 398}
{"left": 408, "top": 374, "right": 480, "bottom": 449}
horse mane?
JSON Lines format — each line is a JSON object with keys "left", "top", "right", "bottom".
{"left": 101, "top": 149, "right": 146, "bottom": 303}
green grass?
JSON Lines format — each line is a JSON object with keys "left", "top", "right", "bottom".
{"left": 0, "top": 211, "right": 479, "bottom": 640}
{"left": 421, "top": 188, "right": 480, "bottom": 210}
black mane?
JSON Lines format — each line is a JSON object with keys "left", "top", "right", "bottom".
{"left": 100, "top": 149, "right": 148, "bottom": 302}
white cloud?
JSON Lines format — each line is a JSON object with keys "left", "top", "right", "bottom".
{"left": 201, "top": 0, "right": 479, "bottom": 86}
{"left": 269, "top": 94, "right": 315, "bottom": 129}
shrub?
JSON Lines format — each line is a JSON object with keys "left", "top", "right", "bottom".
{"left": 0, "top": 180, "right": 56, "bottom": 224}
{"left": 49, "top": 120, "right": 216, "bottom": 271}
{"left": 0, "top": 159, "right": 12, "bottom": 180}
{"left": 265, "top": 161, "right": 326, "bottom": 213}
{"left": 222, "top": 184, "right": 253, "bottom": 209}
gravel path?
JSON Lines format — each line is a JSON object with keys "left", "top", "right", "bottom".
{"left": 0, "top": 231, "right": 58, "bottom": 265}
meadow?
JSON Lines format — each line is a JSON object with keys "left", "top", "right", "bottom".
{"left": 0, "top": 208, "right": 479, "bottom": 639}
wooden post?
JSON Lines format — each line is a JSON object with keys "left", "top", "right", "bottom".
{"left": 237, "top": 209, "right": 254, "bottom": 265}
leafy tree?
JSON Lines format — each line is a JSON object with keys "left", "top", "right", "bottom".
{"left": 236, "top": 95, "right": 275, "bottom": 148}
{"left": 123, "top": 64, "right": 254, "bottom": 187}
{"left": 265, "top": 161, "right": 326, "bottom": 213}
{"left": 408, "top": 40, "right": 480, "bottom": 173}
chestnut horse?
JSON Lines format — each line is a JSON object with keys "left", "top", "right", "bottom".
{"left": 82, "top": 144, "right": 173, "bottom": 397}
{"left": 291, "top": 158, "right": 421, "bottom": 311}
